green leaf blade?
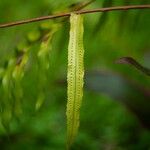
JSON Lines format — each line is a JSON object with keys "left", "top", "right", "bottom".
{"left": 67, "top": 13, "right": 84, "bottom": 149}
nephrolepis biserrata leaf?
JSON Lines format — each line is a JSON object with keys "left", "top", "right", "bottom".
{"left": 67, "top": 13, "right": 84, "bottom": 149}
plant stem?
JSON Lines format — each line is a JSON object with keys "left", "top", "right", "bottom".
{"left": 0, "top": 5, "right": 150, "bottom": 28}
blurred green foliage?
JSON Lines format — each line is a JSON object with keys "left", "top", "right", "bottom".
{"left": 0, "top": 0, "right": 150, "bottom": 149}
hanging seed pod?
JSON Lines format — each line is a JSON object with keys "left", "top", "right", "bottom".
{"left": 1, "top": 58, "right": 15, "bottom": 130}
{"left": 66, "top": 13, "right": 84, "bottom": 149}
{"left": 12, "top": 48, "right": 30, "bottom": 117}
{"left": 35, "top": 23, "right": 59, "bottom": 111}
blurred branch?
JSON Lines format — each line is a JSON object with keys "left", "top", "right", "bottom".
{"left": 0, "top": 5, "right": 150, "bottom": 28}
{"left": 116, "top": 57, "right": 150, "bottom": 76}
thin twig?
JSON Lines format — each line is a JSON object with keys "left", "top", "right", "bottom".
{"left": 116, "top": 57, "right": 150, "bottom": 76}
{"left": 0, "top": 5, "right": 150, "bottom": 28}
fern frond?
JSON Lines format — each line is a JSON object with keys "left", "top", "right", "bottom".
{"left": 67, "top": 13, "right": 84, "bottom": 149}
